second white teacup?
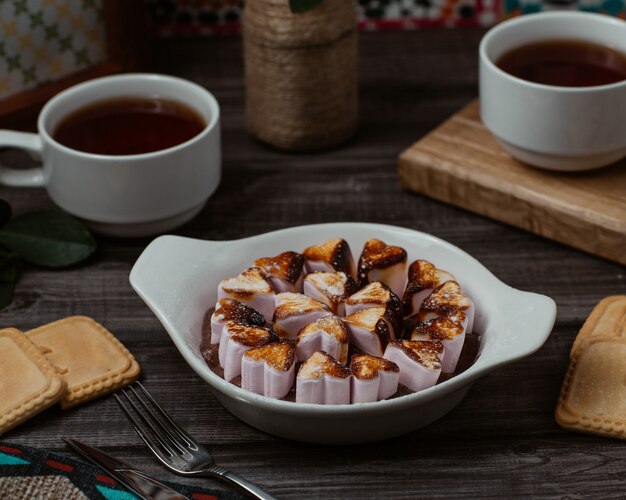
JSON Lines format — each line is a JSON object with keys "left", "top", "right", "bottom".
{"left": 480, "top": 12, "right": 626, "bottom": 171}
{"left": 0, "top": 73, "right": 221, "bottom": 237}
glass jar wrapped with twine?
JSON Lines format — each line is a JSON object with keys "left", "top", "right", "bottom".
{"left": 243, "top": 0, "right": 358, "bottom": 151}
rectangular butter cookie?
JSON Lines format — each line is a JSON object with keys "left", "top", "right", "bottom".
{"left": 27, "top": 316, "right": 140, "bottom": 409}
{"left": 0, "top": 328, "right": 66, "bottom": 436}
{"left": 571, "top": 295, "right": 626, "bottom": 357}
{"left": 556, "top": 335, "right": 626, "bottom": 440}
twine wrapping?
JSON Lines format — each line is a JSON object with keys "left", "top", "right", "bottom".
{"left": 243, "top": 0, "right": 358, "bottom": 151}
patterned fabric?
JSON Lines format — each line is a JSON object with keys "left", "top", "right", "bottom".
{"left": 145, "top": 0, "right": 626, "bottom": 35}
{"left": 0, "top": 443, "right": 245, "bottom": 500}
{"left": 0, "top": 0, "right": 107, "bottom": 101}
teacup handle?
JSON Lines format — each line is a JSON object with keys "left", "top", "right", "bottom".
{"left": 0, "top": 130, "right": 45, "bottom": 187}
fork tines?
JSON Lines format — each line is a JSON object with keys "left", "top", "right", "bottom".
{"left": 114, "top": 382, "right": 199, "bottom": 462}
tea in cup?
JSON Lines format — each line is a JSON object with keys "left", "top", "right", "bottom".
{"left": 0, "top": 73, "right": 221, "bottom": 237}
{"left": 479, "top": 12, "right": 626, "bottom": 171}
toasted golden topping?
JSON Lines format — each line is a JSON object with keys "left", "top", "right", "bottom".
{"left": 225, "top": 322, "right": 278, "bottom": 347}
{"left": 220, "top": 267, "right": 273, "bottom": 297}
{"left": 297, "top": 315, "right": 348, "bottom": 344}
{"left": 357, "top": 239, "right": 407, "bottom": 286}
{"left": 244, "top": 341, "right": 295, "bottom": 371}
{"left": 274, "top": 293, "right": 330, "bottom": 320}
{"left": 350, "top": 354, "right": 399, "bottom": 380}
{"left": 254, "top": 251, "right": 304, "bottom": 284}
{"left": 403, "top": 260, "right": 455, "bottom": 313}
{"left": 346, "top": 281, "right": 392, "bottom": 305}
{"left": 303, "top": 238, "right": 354, "bottom": 275}
{"left": 214, "top": 299, "right": 265, "bottom": 327}
{"left": 344, "top": 307, "right": 392, "bottom": 346}
{"left": 298, "top": 351, "right": 351, "bottom": 379}
{"left": 391, "top": 340, "right": 443, "bottom": 369}
{"left": 410, "top": 313, "right": 466, "bottom": 341}
{"left": 305, "top": 272, "right": 357, "bottom": 302}
{"left": 421, "top": 281, "right": 471, "bottom": 314}
{"left": 344, "top": 307, "right": 386, "bottom": 330}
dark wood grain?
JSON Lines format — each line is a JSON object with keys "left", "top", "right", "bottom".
{"left": 2, "top": 29, "right": 626, "bottom": 499}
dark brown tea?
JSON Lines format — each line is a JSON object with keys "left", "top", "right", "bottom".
{"left": 53, "top": 97, "right": 206, "bottom": 155}
{"left": 496, "top": 40, "right": 626, "bottom": 87}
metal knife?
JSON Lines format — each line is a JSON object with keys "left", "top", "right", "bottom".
{"left": 63, "top": 438, "right": 190, "bottom": 500}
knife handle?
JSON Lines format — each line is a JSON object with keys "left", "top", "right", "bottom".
{"left": 208, "top": 467, "right": 278, "bottom": 500}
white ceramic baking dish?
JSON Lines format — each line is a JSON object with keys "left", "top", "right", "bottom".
{"left": 130, "top": 223, "right": 556, "bottom": 444}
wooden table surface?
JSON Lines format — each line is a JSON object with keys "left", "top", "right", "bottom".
{"left": 2, "top": 30, "right": 626, "bottom": 499}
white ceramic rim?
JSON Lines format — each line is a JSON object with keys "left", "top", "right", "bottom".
{"left": 480, "top": 11, "right": 626, "bottom": 93}
{"left": 37, "top": 73, "right": 220, "bottom": 160}
{"left": 130, "top": 223, "right": 557, "bottom": 417}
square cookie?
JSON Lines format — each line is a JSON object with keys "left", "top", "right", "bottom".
{"left": 570, "top": 296, "right": 626, "bottom": 357}
{"left": 27, "top": 316, "right": 140, "bottom": 409}
{"left": 0, "top": 328, "right": 66, "bottom": 436}
{"left": 556, "top": 336, "right": 626, "bottom": 440}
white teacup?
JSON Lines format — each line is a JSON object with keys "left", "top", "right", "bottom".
{"left": 0, "top": 73, "right": 221, "bottom": 237}
{"left": 480, "top": 12, "right": 626, "bottom": 171}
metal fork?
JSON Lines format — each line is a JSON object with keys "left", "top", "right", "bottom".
{"left": 114, "top": 382, "right": 277, "bottom": 500}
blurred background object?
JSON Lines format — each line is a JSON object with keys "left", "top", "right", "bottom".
{"left": 243, "top": 0, "right": 358, "bottom": 151}
{"left": 145, "top": 0, "right": 625, "bottom": 36}
{"left": 0, "top": 0, "right": 146, "bottom": 130}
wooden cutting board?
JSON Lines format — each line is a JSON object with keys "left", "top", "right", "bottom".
{"left": 398, "top": 99, "right": 626, "bottom": 266}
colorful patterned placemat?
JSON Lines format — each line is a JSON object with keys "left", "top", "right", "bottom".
{"left": 0, "top": 442, "right": 245, "bottom": 500}
{"left": 145, "top": 0, "right": 626, "bottom": 36}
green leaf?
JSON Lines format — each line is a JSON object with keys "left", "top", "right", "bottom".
{"left": 0, "top": 262, "right": 19, "bottom": 310}
{"left": 0, "top": 199, "right": 11, "bottom": 228}
{"left": 289, "top": 0, "right": 323, "bottom": 13}
{"left": 0, "top": 210, "right": 96, "bottom": 267}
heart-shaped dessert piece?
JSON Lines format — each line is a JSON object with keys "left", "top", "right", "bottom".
{"left": 210, "top": 298, "right": 266, "bottom": 345}
{"left": 357, "top": 239, "right": 407, "bottom": 298}
{"left": 402, "top": 260, "right": 455, "bottom": 317}
{"left": 344, "top": 307, "right": 393, "bottom": 357}
{"left": 218, "top": 267, "right": 276, "bottom": 322}
{"left": 219, "top": 322, "right": 278, "bottom": 382}
{"left": 383, "top": 340, "right": 443, "bottom": 392}
{"left": 254, "top": 251, "right": 305, "bottom": 293}
{"left": 296, "top": 351, "right": 351, "bottom": 405}
{"left": 273, "top": 292, "right": 332, "bottom": 340}
{"left": 345, "top": 281, "right": 402, "bottom": 339}
{"left": 242, "top": 341, "right": 295, "bottom": 399}
{"left": 303, "top": 238, "right": 355, "bottom": 277}
{"left": 303, "top": 271, "right": 357, "bottom": 316}
{"left": 350, "top": 354, "right": 399, "bottom": 403}
{"left": 410, "top": 312, "right": 467, "bottom": 374}
{"left": 418, "top": 281, "right": 474, "bottom": 333}
{"left": 296, "top": 315, "right": 349, "bottom": 365}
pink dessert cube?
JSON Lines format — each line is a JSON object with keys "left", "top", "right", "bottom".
{"left": 350, "top": 354, "right": 399, "bottom": 403}
{"left": 410, "top": 312, "right": 468, "bottom": 374}
{"left": 383, "top": 340, "right": 443, "bottom": 393}
{"left": 356, "top": 239, "right": 407, "bottom": 299}
{"left": 210, "top": 298, "right": 265, "bottom": 345}
{"left": 219, "top": 322, "right": 278, "bottom": 382}
{"left": 253, "top": 251, "right": 305, "bottom": 293}
{"left": 344, "top": 281, "right": 402, "bottom": 339}
{"left": 217, "top": 267, "right": 276, "bottom": 322}
{"left": 402, "top": 260, "right": 455, "bottom": 318}
{"left": 296, "top": 351, "right": 351, "bottom": 405}
{"left": 303, "top": 238, "right": 355, "bottom": 277}
{"left": 273, "top": 292, "right": 331, "bottom": 340}
{"left": 303, "top": 271, "right": 357, "bottom": 316}
{"left": 296, "top": 315, "right": 348, "bottom": 364}
{"left": 343, "top": 307, "right": 392, "bottom": 357}
{"left": 241, "top": 342, "right": 295, "bottom": 399}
